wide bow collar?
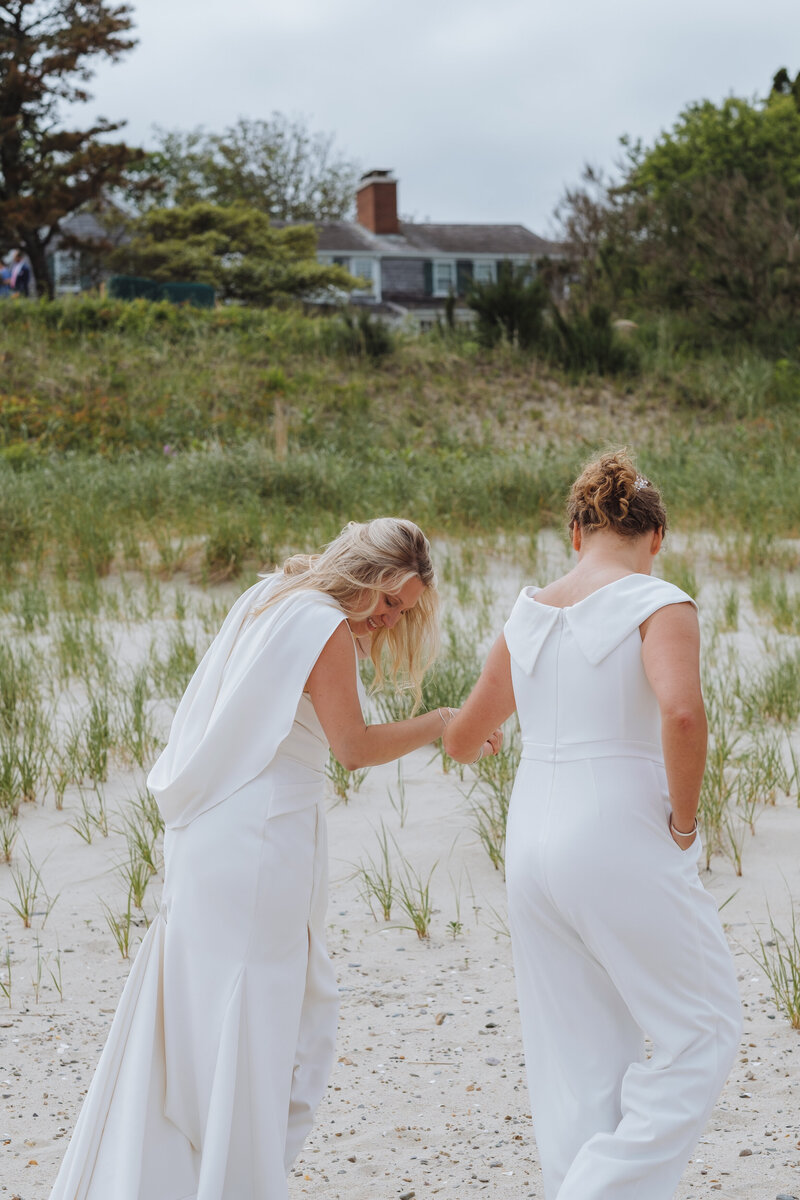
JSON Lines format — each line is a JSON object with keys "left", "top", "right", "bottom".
{"left": 504, "top": 575, "right": 696, "bottom": 674}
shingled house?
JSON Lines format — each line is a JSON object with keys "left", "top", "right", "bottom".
{"left": 48, "top": 170, "right": 561, "bottom": 318}
{"left": 315, "top": 169, "right": 562, "bottom": 327}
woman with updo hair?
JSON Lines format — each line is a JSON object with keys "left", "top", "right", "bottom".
{"left": 50, "top": 517, "right": 501, "bottom": 1200}
{"left": 445, "top": 451, "right": 741, "bottom": 1200}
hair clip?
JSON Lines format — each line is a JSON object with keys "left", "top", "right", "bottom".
{"left": 634, "top": 475, "right": 649, "bottom": 491}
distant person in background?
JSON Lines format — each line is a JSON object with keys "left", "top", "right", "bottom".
{"left": 0, "top": 261, "right": 12, "bottom": 297}
{"left": 10, "top": 250, "right": 31, "bottom": 296}
{"left": 445, "top": 450, "right": 742, "bottom": 1200}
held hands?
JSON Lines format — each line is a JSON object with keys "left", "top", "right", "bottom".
{"left": 669, "top": 812, "right": 698, "bottom": 849}
{"left": 478, "top": 728, "right": 504, "bottom": 761}
{"left": 436, "top": 708, "right": 503, "bottom": 761}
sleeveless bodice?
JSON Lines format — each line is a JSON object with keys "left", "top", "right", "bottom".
{"left": 265, "top": 663, "right": 368, "bottom": 792}
{"left": 504, "top": 574, "right": 696, "bottom": 761}
{"left": 268, "top": 693, "right": 329, "bottom": 784}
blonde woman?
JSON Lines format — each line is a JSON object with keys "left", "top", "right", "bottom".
{"left": 50, "top": 518, "right": 501, "bottom": 1200}
{"left": 444, "top": 454, "right": 741, "bottom": 1200}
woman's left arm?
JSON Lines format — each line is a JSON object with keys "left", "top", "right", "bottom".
{"left": 443, "top": 633, "right": 517, "bottom": 763}
{"left": 640, "top": 602, "right": 707, "bottom": 845}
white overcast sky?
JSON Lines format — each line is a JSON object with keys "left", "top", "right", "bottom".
{"left": 82, "top": 0, "right": 799, "bottom": 235}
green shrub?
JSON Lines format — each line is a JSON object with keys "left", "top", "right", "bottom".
{"left": 467, "top": 264, "right": 548, "bottom": 350}
{"left": 548, "top": 304, "right": 640, "bottom": 376}
{"left": 335, "top": 310, "right": 395, "bottom": 361}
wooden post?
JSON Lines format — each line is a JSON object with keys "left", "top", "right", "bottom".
{"left": 274, "top": 400, "right": 288, "bottom": 462}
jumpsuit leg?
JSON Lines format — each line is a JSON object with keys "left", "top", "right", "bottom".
{"left": 507, "top": 757, "right": 742, "bottom": 1200}
{"left": 554, "top": 833, "right": 742, "bottom": 1200}
{"left": 509, "top": 874, "right": 644, "bottom": 1200}
{"left": 284, "top": 804, "right": 340, "bottom": 1173}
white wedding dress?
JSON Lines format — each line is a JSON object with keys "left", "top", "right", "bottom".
{"left": 503, "top": 574, "right": 742, "bottom": 1200}
{"left": 49, "top": 577, "right": 354, "bottom": 1200}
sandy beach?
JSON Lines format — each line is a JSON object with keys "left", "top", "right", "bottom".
{"left": 1, "top": 552, "right": 799, "bottom": 1200}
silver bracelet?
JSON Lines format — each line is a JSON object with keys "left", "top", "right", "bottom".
{"left": 471, "top": 745, "right": 484, "bottom": 765}
{"left": 437, "top": 707, "right": 456, "bottom": 730}
{"left": 669, "top": 813, "right": 698, "bottom": 838}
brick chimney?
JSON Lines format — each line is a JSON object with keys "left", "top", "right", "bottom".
{"left": 356, "top": 169, "right": 399, "bottom": 235}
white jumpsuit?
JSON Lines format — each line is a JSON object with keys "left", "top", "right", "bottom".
{"left": 49, "top": 579, "right": 352, "bottom": 1200}
{"left": 503, "top": 575, "right": 742, "bottom": 1200}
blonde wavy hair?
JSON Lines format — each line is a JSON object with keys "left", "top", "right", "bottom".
{"left": 254, "top": 517, "right": 439, "bottom": 706}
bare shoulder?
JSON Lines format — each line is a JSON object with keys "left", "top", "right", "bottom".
{"left": 305, "top": 619, "right": 354, "bottom": 690}
{"left": 640, "top": 600, "right": 699, "bottom": 643}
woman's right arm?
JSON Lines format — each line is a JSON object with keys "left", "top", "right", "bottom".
{"left": 641, "top": 602, "right": 707, "bottom": 846}
{"left": 306, "top": 623, "right": 448, "bottom": 769}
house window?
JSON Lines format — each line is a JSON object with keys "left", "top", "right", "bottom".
{"left": 433, "top": 260, "right": 456, "bottom": 296}
{"left": 473, "top": 260, "right": 496, "bottom": 285}
{"left": 53, "top": 250, "right": 82, "bottom": 295}
{"left": 350, "top": 256, "right": 375, "bottom": 295}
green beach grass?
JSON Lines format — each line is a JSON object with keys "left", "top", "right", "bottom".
{"left": 1, "top": 297, "right": 799, "bottom": 583}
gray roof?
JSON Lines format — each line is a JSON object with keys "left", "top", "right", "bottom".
{"left": 316, "top": 221, "right": 382, "bottom": 253}
{"left": 59, "top": 211, "right": 110, "bottom": 240}
{"left": 49, "top": 205, "right": 130, "bottom": 250}
{"left": 398, "top": 223, "right": 558, "bottom": 256}
{"left": 316, "top": 219, "right": 562, "bottom": 258}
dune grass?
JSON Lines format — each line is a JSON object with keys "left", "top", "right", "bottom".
{"left": 1, "top": 298, "right": 800, "bottom": 585}
{"left": 2, "top": 299, "right": 800, "bottom": 952}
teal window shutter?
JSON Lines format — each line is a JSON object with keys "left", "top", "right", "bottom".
{"left": 456, "top": 260, "right": 473, "bottom": 296}
{"left": 423, "top": 260, "right": 433, "bottom": 295}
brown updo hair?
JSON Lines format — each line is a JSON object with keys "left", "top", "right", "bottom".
{"left": 567, "top": 449, "right": 667, "bottom": 538}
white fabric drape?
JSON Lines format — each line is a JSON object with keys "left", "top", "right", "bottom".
{"left": 148, "top": 577, "right": 345, "bottom": 828}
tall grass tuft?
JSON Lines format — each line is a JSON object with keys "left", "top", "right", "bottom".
{"left": 150, "top": 625, "right": 199, "bottom": 697}
{"left": 0, "top": 941, "right": 11, "bottom": 1008}
{"left": 699, "top": 672, "right": 740, "bottom": 870}
{"left": 354, "top": 821, "right": 395, "bottom": 922}
{"left": 396, "top": 855, "right": 437, "bottom": 940}
{"left": 0, "top": 810, "right": 18, "bottom": 863}
{"left": 6, "top": 846, "right": 58, "bottom": 929}
{"left": 85, "top": 695, "right": 112, "bottom": 784}
{"left": 468, "top": 722, "right": 521, "bottom": 876}
{"left": 739, "top": 651, "right": 800, "bottom": 728}
{"left": 0, "top": 741, "right": 21, "bottom": 816}
{"left": 117, "top": 667, "right": 157, "bottom": 766}
{"left": 123, "top": 789, "right": 163, "bottom": 876}
{"left": 749, "top": 896, "right": 800, "bottom": 1029}
{"left": 102, "top": 898, "right": 133, "bottom": 960}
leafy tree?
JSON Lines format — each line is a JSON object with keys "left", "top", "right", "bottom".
{"left": 140, "top": 116, "right": 359, "bottom": 221}
{"left": 624, "top": 93, "right": 800, "bottom": 197}
{"left": 771, "top": 67, "right": 800, "bottom": 111}
{"left": 0, "top": 0, "right": 148, "bottom": 296}
{"left": 112, "top": 202, "right": 357, "bottom": 306}
{"left": 557, "top": 75, "right": 800, "bottom": 344}
{"left": 554, "top": 166, "right": 640, "bottom": 312}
